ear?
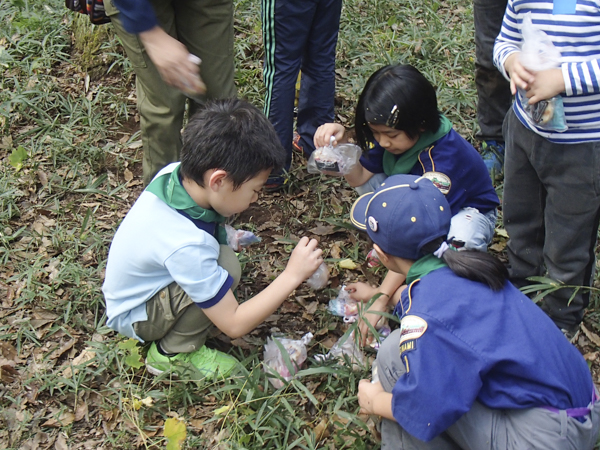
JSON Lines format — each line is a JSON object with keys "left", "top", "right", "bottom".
{"left": 373, "top": 244, "right": 390, "bottom": 264}
{"left": 207, "top": 169, "right": 229, "bottom": 192}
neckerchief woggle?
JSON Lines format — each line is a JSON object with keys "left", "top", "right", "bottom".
{"left": 146, "top": 164, "right": 228, "bottom": 244}
{"left": 382, "top": 115, "right": 452, "bottom": 176}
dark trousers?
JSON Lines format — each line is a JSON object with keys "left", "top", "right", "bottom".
{"left": 503, "top": 109, "right": 600, "bottom": 329}
{"left": 261, "top": 0, "right": 342, "bottom": 170}
{"left": 473, "top": 0, "right": 511, "bottom": 142}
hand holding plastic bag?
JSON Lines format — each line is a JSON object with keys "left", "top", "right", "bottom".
{"left": 307, "top": 136, "right": 361, "bottom": 175}
{"left": 517, "top": 13, "right": 567, "bottom": 132}
{"left": 328, "top": 286, "right": 391, "bottom": 349}
{"left": 328, "top": 286, "right": 359, "bottom": 322}
{"left": 305, "top": 262, "right": 329, "bottom": 290}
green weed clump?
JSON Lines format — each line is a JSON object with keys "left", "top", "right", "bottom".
{"left": 71, "top": 15, "right": 115, "bottom": 74}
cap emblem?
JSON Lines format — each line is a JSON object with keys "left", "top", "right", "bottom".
{"left": 368, "top": 216, "right": 378, "bottom": 232}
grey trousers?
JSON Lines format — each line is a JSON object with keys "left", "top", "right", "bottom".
{"left": 473, "top": 0, "right": 511, "bottom": 142}
{"left": 133, "top": 245, "right": 241, "bottom": 354}
{"left": 105, "top": 0, "right": 237, "bottom": 185}
{"left": 503, "top": 109, "right": 600, "bottom": 330}
{"left": 377, "top": 329, "right": 600, "bottom": 449}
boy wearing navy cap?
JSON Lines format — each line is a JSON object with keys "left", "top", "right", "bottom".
{"left": 352, "top": 174, "right": 600, "bottom": 449}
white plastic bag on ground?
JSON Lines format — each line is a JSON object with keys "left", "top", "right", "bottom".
{"left": 263, "top": 332, "right": 313, "bottom": 388}
{"left": 314, "top": 331, "right": 367, "bottom": 370}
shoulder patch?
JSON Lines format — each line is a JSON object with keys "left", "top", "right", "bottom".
{"left": 399, "top": 315, "right": 428, "bottom": 344}
{"left": 399, "top": 339, "right": 416, "bottom": 359}
{"left": 422, "top": 171, "right": 451, "bottom": 195}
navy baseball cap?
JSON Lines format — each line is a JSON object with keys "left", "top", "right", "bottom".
{"left": 350, "top": 174, "right": 452, "bottom": 260}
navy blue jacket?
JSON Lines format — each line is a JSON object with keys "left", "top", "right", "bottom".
{"left": 390, "top": 267, "right": 594, "bottom": 441}
{"left": 112, "top": 0, "right": 158, "bottom": 34}
{"left": 360, "top": 128, "right": 499, "bottom": 215}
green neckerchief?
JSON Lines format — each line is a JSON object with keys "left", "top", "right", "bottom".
{"left": 146, "top": 164, "right": 228, "bottom": 244}
{"left": 382, "top": 115, "right": 453, "bottom": 176}
{"left": 406, "top": 254, "right": 447, "bottom": 285}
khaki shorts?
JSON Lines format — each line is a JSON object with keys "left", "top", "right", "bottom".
{"left": 133, "top": 245, "right": 240, "bottom": 353}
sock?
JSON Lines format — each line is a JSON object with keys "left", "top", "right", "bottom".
{"left": 156, "top": 342, "right": 178, "bottom": 358}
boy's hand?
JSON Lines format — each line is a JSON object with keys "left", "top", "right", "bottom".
{"left": 285, "top": 237, "right": 323, "bottom": 284}
{"left": 358, "top": 379, "right": 384, "bottom": 415}
{"left": 314, "top": 123, "right": 346, "bottom": 148}
{"left": 504, "top": 52, "right": 534, "bottom": 95}
{"left": 346, "top": 282, "right": 377, "bottom": 303}
{"left": 525, "top": 68, "right": 565, "bottom": 104}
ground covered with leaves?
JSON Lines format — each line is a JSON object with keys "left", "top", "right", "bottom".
{"left": 2, "top": 0, "right": 600, "bottom": 448}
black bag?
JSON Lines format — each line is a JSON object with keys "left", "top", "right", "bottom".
{"left": 65, "top": 0, "right": 111, "bottom": 25}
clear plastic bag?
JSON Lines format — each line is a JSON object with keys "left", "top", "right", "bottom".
{"left": 517, "top": 95, "right": 566, "bottom": 131}
{"left": 263, "top": 332, "right": 313, "bottom": 388}
{"left": 327, "top": 286, "right": 391, "bottom": 349}
{"left": 366, "top": 248, "right": 381, "bottom": 268}
{"left": 307, "top": 137, "right": 362, "bottom": 175}
{"left": 517, "top": 13, "right": 567, "bottom": 132}
{"left": 305, "top": 262, "right": 329, "bottom": 290}
{"left": 224, "top": 224, "right": 261, "bottom": 252}
{"left": 365, "top": 322, "right": 391, "bottom": 350}
{"left": 328, "top": 286, "right": 359, "bottom": 323}
{"left": 371, "top": 363, "right": 380, "bottom": 384}
{"left": 180, "top": 54, "right": 207, "bottom": 103}
{"left": 314, "top": 331, "right": 366, "bottom": 370}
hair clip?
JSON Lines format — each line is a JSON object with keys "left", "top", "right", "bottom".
{"left": 386, "top": 105, "right": 399, "bottom": 128}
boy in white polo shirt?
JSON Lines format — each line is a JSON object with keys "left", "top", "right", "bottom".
{"left": 102, "top": 99, "right": 323, "bottom": 379}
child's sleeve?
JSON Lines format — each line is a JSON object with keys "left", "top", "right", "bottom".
{"left": 165, "top": 243, "right": 233, "bottom": 308}
{"left": 492, "top": 0, "right": 521, "bottom": 81}
{"left": 359, "top": 142, "right": 385, "bottom": 174}
{"left": 389, "top": 314, "right": 485, "bottom": 442}
{"left": 112, "top": 0, "right": 159, "bottom": 34}
{"left": 562, "top": 60, "right": 600, "bottom": 96}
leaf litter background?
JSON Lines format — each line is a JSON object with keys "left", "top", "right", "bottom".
{"left": 2, "top": 0, "right": 600, "bottom": 448}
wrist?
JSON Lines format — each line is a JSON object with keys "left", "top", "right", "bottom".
{"left": 372, "top": 391, "right": 393, "bottom": 419}
{"left": 553, "top": 68, "right": 566, "bottom": 93}
{"left": 139, "top": 26, "right": 166, "bottom": 45}
{"left": 280, "top": 268, "right": 304, "bottom": 288}
{"left": 504, "top": 53, "right": 518, "bottom": 76}
{"left": 374, "top": 293, "right": 390, "bottom": 305}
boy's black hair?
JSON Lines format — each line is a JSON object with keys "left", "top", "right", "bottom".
{"left": 179, "top": 98, "right": 285, "bottom": 189}
{"left": 421, "top": 237, "right": 509, "bottom": 291}
{"left": 355, "top": 64, "right": 441, "bottom": 156}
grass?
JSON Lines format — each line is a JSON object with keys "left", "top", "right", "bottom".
{"left": 2, "top": 0, "right": 599, "bottom": 448}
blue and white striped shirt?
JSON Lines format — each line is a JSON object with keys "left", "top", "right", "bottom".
{"left": 494, "top": 0, "right": 600, "bottom": 143}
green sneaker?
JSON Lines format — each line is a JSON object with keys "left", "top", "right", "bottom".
{"left": 145, "top": 342, "right": 239, "bottom": 380}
